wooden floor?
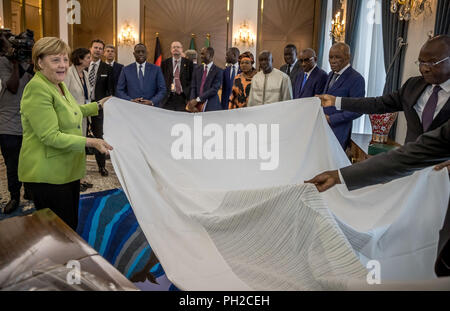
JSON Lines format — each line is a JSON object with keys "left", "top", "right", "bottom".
{"left": 0, "top": 155, "right": 121, "bottom": 210}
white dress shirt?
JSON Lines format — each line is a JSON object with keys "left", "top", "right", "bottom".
{"left": 304, "top": 64, "right": 317, "bottom": 81}
{"left": 106, "top": 60, "right": 115, "bottom": 67}
{"left": 229, "top": 62, "right": 239, "bottom": 80}
{"left": 196, "top": 62, "right": 215, "bottom": 109}
{"left": 136, "top": 62, "right": 146, "bottom": 77}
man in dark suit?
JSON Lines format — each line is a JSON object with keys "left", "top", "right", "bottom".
{"left": 293, "top": 48, "right": 328, "bottom": 99}
{"left": 116, "top": 43, "right": 166, "bottom": 107}
{"left": 221, "top": 47, "right": 240, "bottom": 110}
{"left": 317, "top": 35, "right": 450, "bottom": 144}
{"left": 306, "top": 120, "right": 450, "bottom": 277}
{"left": 160, "top": 41, "right": 194, "bottom": 111}
{"left": 322, "top": 42, "right": 365, "bottom": 150}
{"left": 187, "top": 47, "right": 223, "bottom": 112}
{"left": 104, "top": 44, "right": 124, "bottom": 94}
{"left": 88, "top": 39, "right": 114, "bottom": 177}
{"left": 280, "top": 44, "right": 303, "bottom": 90}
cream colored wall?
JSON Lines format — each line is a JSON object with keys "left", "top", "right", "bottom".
{"left": 394, "top": 0, "right": 437, "bottom": 144}
{"left": 59, "top": 0, "right": 69, "bottom": 43}
{"left": 232, "top": 0, "right": 259, "bottom": 59}
{"left": 117, "top": 0, "right": 140, "bottom": 66}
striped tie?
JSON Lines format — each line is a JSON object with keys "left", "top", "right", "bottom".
{"left": 88, "top": 63, "right": 97, "bottom": 88}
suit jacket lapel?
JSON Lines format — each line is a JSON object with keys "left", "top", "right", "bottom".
{"left": 71, "top": 66, "right": 83, "bottom": 90}
{"left": 430, "top": 96, "right": 450, "bottom": 129}
{"left": 329, "top": 67, "right": 351, "bottom": 92}
{"left": 409, "top": 79, "right": 429, "bottom": 130}
{"left": 300, "top": 67, "right": 317, "bottom": 97}
{"left": 325, "top": 72, "right": 333, "bottom": 93}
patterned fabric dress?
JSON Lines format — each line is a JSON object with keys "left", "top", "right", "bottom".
{"left": 228, "top": 70, "right": 257, "bottom": 109}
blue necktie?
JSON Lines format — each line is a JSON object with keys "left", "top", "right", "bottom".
{"left": 231, "top": 66, "right": 236, "bottom": 83}
{"left": 138, "top": 64, "right": 144, "bottom": 90}
{"left": 300, "top": 73, "right": 308, "bottom": 91}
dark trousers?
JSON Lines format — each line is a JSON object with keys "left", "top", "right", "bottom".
{"left": 163, "top": 93, "right": 187, "bottom": 112}
{"left": 90, "top": 113, "right": 106, "bottom": 169}
{"left": 25, "top": 180, "right": 81, "bottom": 231}
{"left": 0, "top": 134, "right": 22, "bottom": 200}
{"left": 435, "top": 199, "right": 450, "bottom": 277}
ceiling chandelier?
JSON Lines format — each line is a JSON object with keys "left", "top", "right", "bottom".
{"left": 390, "top": 0, "right": 432, "bottom": 21}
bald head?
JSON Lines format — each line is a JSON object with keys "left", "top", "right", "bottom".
{"left": 329, "top": 42, "right": 351, "bottom": 73}
{"left": 418, "top": 35, "right": 450, "bottom": 84}
{"left": 259, "top": 50, "right": 273, "bottom": 74}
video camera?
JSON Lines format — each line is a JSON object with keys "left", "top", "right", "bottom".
{"left": 0, "top": 29, "right": 35, "bottom": 62}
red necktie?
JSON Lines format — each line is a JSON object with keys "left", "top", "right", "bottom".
{"left": 199, "top": 65, "right": 208, "bottom": 96}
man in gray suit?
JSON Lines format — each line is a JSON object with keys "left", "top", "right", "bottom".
{"left": 306, "top": 120, "right": 450, "bottom": 277}
{"left": 280, "top": 44, "right": 303, "bottom": 89}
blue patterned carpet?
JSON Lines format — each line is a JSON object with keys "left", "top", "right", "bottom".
{"left": 78, "top": 189, "right": 179, "bottom": 291}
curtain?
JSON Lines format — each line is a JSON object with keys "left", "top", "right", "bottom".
{"left": 319, "top": 0, "right": 333, "bottom": 73}
{"left": 317, "top": 0, "right": 329, "bottom": 69}
{"left": 345, "top": 0, "right": 362, "bottom": 60}
{"left": 434, "top": 0, "right": 450, "bottom": 35}
{"left": 381, "top": 0, "right": 409, "bottom": 139}
{"left": 352, "top": 0, "right": 385, "bottom": 135}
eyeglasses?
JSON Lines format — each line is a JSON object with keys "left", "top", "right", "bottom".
{"left": 299, "top": 57, "right": 314, "bottom": 63}
{"left": 415, "top": 56, "right": 449, "bottom": 68}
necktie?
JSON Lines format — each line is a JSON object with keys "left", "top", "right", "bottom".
{"left": 328, "top": 72, "right": 340, "bottom": 90}
{"left": 231, "top": 65, "right": 236, "bottom": 83}
{"left": 88, "top": 63, "right": 97, "bottom": 88}
{"left": 422, "top": 85, "right": 442, "bottom": 131}
{"left": 199, "top": 65, "right": 208, "bottom": 96}
{"left": 286, "top": 65, "right": 291, "bottom": 77}
{"left": 174, "top": 60, "right": 182, "bottom": 94}
{"left": 300, "top": 73, "right": 308, "bottom": 91}
{"left": 138, "top": 64, "right": 144, "bottom": 90}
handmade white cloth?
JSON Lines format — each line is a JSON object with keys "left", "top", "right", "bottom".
{"left": 104, "top": 97, "right": 450, "bottom": 290}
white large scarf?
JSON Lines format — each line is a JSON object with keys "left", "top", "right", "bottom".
{"left": 104, "top": 97, "right": 450, "bottom": 290}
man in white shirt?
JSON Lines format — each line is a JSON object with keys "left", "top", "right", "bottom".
{"left": 160, "top": 41, "right": 194, "bottom": 111}
{"left": 280, "top": 44, "right": 303, "bottom": 89}
{"left": 248, "top": 51, "right": 292, "bottom": 106}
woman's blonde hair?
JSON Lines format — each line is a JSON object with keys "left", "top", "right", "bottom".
{"left": 32, "top": 37, "right": 71, "bottom": 71}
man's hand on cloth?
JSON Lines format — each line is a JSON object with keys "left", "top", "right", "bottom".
{"left": 435, "top": 160, "right": 450, "bottom": 174}
{"left": 186, "top": 99, "right": 200, "bottom": 113}
{"left": 316, "top": 94, "right": 337, "bottom": 107}
{"left": 305, "top": 170, "right": 342, "bottom": 192}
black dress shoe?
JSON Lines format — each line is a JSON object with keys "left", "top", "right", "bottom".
{"left": 99, "top": 167, "right": 109, "bottom": 177}
{"left": 3, "top": 199, "right": 19, "bottom": 214}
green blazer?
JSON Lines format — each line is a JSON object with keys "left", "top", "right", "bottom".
{"left": 19, "top": 71, "right": 99, "bottom": 184}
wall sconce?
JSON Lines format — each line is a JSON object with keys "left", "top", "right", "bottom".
{"left": 118, "top": 22, "right": 138, "bottom": 46}
{"left": 330, "top": 11, "right": 345, "bottom": 42}
{"left": 233, "top": 21, "right": 255, "bottom": 47}
{"left": 390, "top": 0, "right": 432, "bottom": 21}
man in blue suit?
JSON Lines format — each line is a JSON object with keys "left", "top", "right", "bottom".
{"left": 104, "top": 44, "right": 124, "bottom": 94}
{"left": 221, "top": 47, "right": 240, "bottom": 110}
{"left": 187, "top": 47, "right": 223, "bottom": 112}
{"left": 293, "top": 48, "right": 328, "bottom": 99}
{"left": 116, "top": 43, "right": 166, "bottom": 107}
{"left": 323, "top": 43, "right": 365, "bottom": 150}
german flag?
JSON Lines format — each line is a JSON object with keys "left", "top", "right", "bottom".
{"left": 154, "top": 35, "right": 162, "bottom": 66}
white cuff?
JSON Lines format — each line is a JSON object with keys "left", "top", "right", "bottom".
{"left": 338, "top": 169, "right": 346, "bottom": 186}
{"left": 196, "top": 97, "right": 201, "bottom": 102}
{"left": 335, "top": 97, "right": 342, "bottom": 110}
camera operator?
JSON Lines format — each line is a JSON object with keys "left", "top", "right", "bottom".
{"left": 0, "top": 29, "right": 34, "bottom": 214}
